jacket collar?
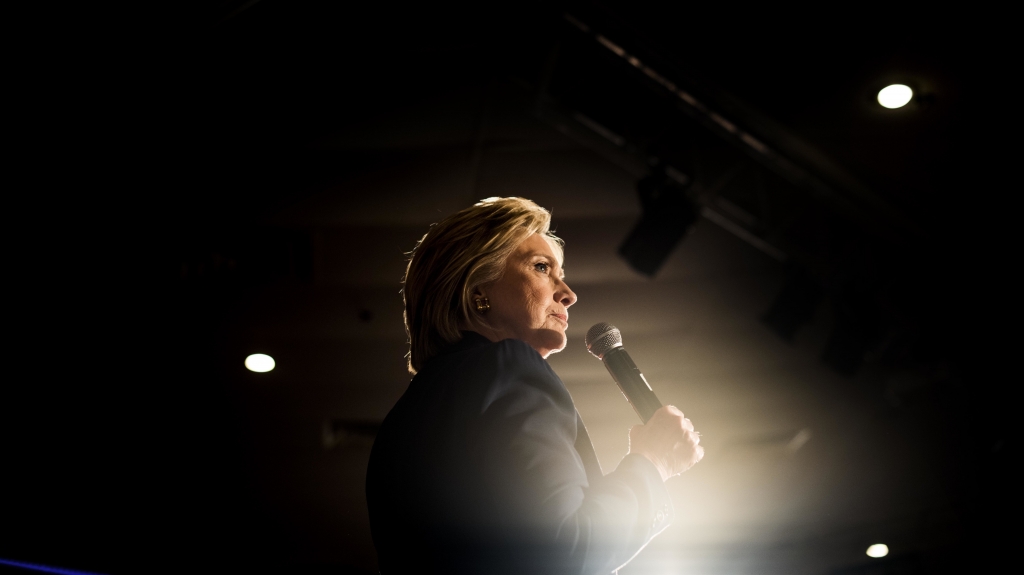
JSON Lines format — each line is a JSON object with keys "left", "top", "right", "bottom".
{"left": 433, "top": 330, "right": 493, "bottom": 359}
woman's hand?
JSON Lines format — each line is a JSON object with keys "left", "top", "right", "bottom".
{"left": 627, "top": 405, "right": 704, "bottom": 482}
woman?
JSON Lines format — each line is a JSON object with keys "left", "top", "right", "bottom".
{"left": 366, "top": 197, "right": 703, "bottom": 574}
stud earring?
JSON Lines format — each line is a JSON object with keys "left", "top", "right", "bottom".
{"left": 474, "top": 297, "right": 490, "bottom": 313}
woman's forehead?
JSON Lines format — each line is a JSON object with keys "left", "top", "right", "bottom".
{"left": 513, "top": 234, "right": 565, "bottom": 275}
{"left": 517, "top": 234, "right": 561, "bottom": 259}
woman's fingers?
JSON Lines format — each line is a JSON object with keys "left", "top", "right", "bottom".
{"left": 658, "top": 405, "right": 693, "bottom": 432}
{"left": 677, "top": 432, "right": 701, "bottom": 451}
{"left": 629, "top": 405, "right": 705, "bottom": 480}
{"left": 687, "top": 428, "right": 700, "bottom": 445}
{"left": 662, "top": 405, "right": 684, "bottom": 417}
{"left": 668, "top": 435, "right": 704, "bottom": 475}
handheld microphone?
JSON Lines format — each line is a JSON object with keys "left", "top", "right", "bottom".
{"left": 586, "top": 323, "right": 663, "bottom": 423}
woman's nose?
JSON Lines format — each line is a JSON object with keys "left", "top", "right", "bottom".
{"left": 557, "top": 280, "right": 577, "bottom": 308}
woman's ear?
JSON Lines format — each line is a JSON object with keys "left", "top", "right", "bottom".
{"left": 469, "top": 287, "right": 492, "bottom": 316}
{"left": 469, "top": 285, "right": 488, "bottom": 301}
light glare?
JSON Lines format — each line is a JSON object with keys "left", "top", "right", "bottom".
{"left": 866, "top": 543, "right": 889, "bottom": 558}
{"left": 245, "top": 353, "right": 275, "bottom": 373}
{"left": 877, "top": 85, "right": 913, "bottom": 109}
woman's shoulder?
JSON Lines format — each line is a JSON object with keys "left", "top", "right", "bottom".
{"left": 454, "top": 332, "right": 550, "bottom": 369}
{"left": 492, "top": 336, "right": 547, "bottom": 364}
{"left": 427, "top": 331, "right": 536, "bottom": 363}
{"left": 422, "top": 332, "right": 562, "bottom": 391}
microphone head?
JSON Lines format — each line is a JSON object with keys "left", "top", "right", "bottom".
{"left": 586, "top": 322, "right": 623, "bottom": 359}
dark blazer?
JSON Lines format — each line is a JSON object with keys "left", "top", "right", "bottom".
{"left": 366, "top": 332, "right": 673, "bottom": 574}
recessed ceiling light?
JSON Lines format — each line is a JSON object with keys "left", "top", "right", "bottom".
{"left": 877, "top": 85, "right": 913, "bottom": 109}
{"left": 245, "top": 353, "right": 276, "bottom": 373}
{"left": 866, "top": 543, "right": 889, "bottom": 558}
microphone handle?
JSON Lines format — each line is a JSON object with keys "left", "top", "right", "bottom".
{"left": 602, "top": 346, "right": 663, "bottom": 423}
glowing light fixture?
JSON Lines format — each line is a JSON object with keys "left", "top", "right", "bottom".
{"left": 245, "top": 353, "right": 275, "bottom": 373}
{"left": 866, "top": 543, "right": 889, "bottom": 558}
{"left": 877, "top": 85, "right": 913, "bottom": 109}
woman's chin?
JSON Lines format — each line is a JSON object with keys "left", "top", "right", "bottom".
{"left": 531, "top": 329, "right": 568, "bottom": 358}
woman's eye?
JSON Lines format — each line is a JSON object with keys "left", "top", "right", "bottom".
{"left": 534, "top": 262, "right": 549, "bottom": 273}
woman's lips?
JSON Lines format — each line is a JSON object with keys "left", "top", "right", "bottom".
{"left": 552, "top": 313, "right": 568, "bottom": 326}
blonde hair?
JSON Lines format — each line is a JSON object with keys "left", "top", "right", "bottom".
{"left": 402, "top": 197, "right": 563, "bottom": 374}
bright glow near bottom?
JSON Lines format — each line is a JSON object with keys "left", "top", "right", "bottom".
{"left": 245, "top": 353, "right": 275, "bottom": 373}
{"left": 866, "top": 543, "right": 889, "bottom": 558}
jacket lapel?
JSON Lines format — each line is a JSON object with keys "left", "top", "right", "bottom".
{"left": 574, "top": 411, "right": 604, "bottom": 481}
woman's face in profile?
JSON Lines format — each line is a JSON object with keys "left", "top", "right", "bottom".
{"left": 483, "top": 233, "right": 577, "bottom": 358}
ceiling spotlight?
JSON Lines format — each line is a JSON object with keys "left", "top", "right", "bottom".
{"left": 866, "top": 543, "right": 889, "bottom": 558}
{"left": 245, "top": 353, "right": 276, "bottom": 373}
{"left": 877, "top": 84, "right": 913, "bottom": 109}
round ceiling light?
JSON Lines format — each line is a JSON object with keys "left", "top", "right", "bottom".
{"left": 877, "top": 84, "right": 913, "bottom": 109}
{"left": 866, "top": 543, "right": 889, "bottom": 558}
{"left": 245, "top": 353, "right": 276, "bottom": 373}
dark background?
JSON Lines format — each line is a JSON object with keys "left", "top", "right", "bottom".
{"left": 4, "top": 2, "right": 1010, "bottom": 574}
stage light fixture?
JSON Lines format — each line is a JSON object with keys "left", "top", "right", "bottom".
{"left": 878, "top": 85, "right": 912, "bottom": 109}
{"left": 866, "top": 543, "right": 889, "bottom": 558}
{"left": 618, "top": 162, "right": 698, "bottom": 277}
{"left": 245, "top": 353, "right": 276, "bottom": 373}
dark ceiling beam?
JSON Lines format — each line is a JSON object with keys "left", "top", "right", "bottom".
{"left": 556, "top": 13, "right": 928, "bottom": 247}
{"left": 534, "top": 39, "right": 824, "bottom": 270}
{"left": 536, "top": 92, "right": 791, "bottom": 267}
